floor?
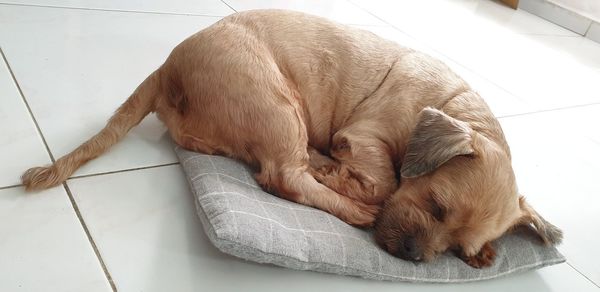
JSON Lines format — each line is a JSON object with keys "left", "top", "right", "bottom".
{"left": 1, "top": 0, "right": 599, "bottom": 291}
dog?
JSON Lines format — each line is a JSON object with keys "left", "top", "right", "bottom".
{"left": 21, "top": 10, "right": 562, "bottom": 268}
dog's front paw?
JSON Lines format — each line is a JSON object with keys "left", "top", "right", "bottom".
{"left": 342, "top": 200, "right": 380, "bottom": 227}
{"left": 317, "top": 164, "right": 337, "bottom": 175}
{"left": 461, "top": 242, "right": 496, "bottom": 268}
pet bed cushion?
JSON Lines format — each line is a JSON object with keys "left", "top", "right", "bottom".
{"left": 176, "top": 147, "right": 565, "bottom": 283}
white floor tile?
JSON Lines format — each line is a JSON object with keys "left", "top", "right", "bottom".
{"left": 223, "top": 0, "right": 385, "bottom": 25}
{"left": 351, "top": 0, "right": 600, "bottom": 111}
{"left": 67, "top": 165, "right": 598, "bottom": 291}
{"left": 350, "top": 0, "right": 579, "bottom": 37}
{"left": 352, "top": 25, "right": 535, "bottom": 117}
{"left": 430, "top": 33, "right": 600, "bottom": 111}
{"left": 2, "top": 0, "right": 234, "bottom": 15}
{"left": 0, "top": 186, "right": 111, "bottom": 291}
{"left": 0, "top": 5, "right": 222, "bottom": 177}
{"left": 0, "top": 56, "right": 51, "bottom": 187}
{"left": 525, "top": 35, "right": 600, "bottom": 69}
{"left": 500, "top": 105, "right": 600, "bottom": 285}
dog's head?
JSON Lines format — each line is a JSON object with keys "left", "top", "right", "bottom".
{"left": 374, "top": 107, "right": 562, "bottom": 266}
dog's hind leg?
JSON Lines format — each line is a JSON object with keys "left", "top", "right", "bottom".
{"left": 251, "top": 104, "right": 379, "bottom": 226}
{"left": 256, "top": 157, "right": 379, "bottom": 227}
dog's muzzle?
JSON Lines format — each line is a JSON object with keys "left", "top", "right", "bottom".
{"left": 394, "top": 236, "right": 423, "bottom": 262}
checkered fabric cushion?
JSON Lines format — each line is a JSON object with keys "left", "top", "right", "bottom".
{"left": 176, "top": 147, "right": 565, "bottom": 283}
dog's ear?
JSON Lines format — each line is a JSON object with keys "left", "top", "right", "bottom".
{"left": 401, "top": 107, "right": 474, "bottom": 178}
{"left": 333, "top": 136, "right": 351, "bottom": 152}
{"left": 518, "top": 196, "right": 563, "bottom": 245}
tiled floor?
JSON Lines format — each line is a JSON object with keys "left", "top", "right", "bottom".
{"left": 1, "top": 0, "right": 599, "bottom": 291}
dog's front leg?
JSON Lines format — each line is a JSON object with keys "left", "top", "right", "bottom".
{"left": 307, "top": 146, "right": 379, "bottom": 203}
{"left": 319, "top": 131, "right": 398, "bottom": 205}
{"left": 307, "top": 146, "right": 339, "bottom": 171}
{"left": 456, "top": 241, "right": 496, "bottom": 268}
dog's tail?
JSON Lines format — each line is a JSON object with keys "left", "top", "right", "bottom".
{"left": 21, "top": 69, "right": 163, "bottom": 191}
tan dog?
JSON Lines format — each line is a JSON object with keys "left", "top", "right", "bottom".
{"left": 21, "top": 10, "right": 561, "bottom": 267}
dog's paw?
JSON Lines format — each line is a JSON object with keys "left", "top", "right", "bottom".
{"left": 359, "top": 201, "right": 381, "bottom": 217}
{"left": 461, "top": 242, "right": 496, "bottom": 269}
{"left": 317, "top": 164, "right": 337, "bottom": 175}
{"left": 342, "top": 200, "right": 381, "bottom": 227}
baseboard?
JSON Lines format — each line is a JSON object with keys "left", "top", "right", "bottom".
{"left": 518, "top": 0, "right": 600, "bottom": 43}
{"left": 519, "top": 0, "right": 591, "bottom": 34}
{"left": 586, "top": 22, "right": 600, "bottom": 43}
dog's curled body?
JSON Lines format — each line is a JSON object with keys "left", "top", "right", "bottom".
{"left": 22, "top": 10, "right": 561, "bottom": 266}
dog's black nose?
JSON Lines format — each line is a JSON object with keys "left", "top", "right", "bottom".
{"left": 395, "top": 236, "right": 423, "bottom": 261}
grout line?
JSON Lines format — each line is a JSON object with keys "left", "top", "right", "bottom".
{"left": 0, "top": 184, "right": 23, "bottom": 191}
{"left": 1, "top": 47, "right": 56, "bottom": 163}
{"left": 0, "top": 2, "right": 228, "bottom": 17}
{"left": 1, "top": 46, "right": 117, "bottom": 291}
{"left": 0, "top": 164, "right": 181, "bottom": 191}
{"left": 517, "top": 33, "right": 581, "bottom": 37}
{"left": 584, "top": 21, "right": 593, "bottom": 36}
{"left": 67, "top": 162, "right": 180, "bottom": 181}
{"left": 497, "top": 102, "right": 600, "bottom": 119}
{"left": 345, "top": 23, "right": 391, "bottom": 27}
{"left": 567, "top": 262, "right": 600, "bottom": 288}
{"left": 219, "top": 0, "right": 237, "bottom": 13}
{"left": 62, "top": 182, "right": 117, "bottom": 292}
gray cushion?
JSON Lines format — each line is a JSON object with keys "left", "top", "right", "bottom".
{"left": 176, "top": 147, "right": 565, "bottom": 283}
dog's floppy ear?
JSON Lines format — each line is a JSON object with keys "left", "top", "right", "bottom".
{"left": 401, "top": 107, "right": 474, "bottom": 178}
{"left": 518, "top": 196, "right": 563, "bottom": 245}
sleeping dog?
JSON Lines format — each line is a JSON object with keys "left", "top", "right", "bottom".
{"left": 22, "top": 10, "right": 561, "bottom": 268}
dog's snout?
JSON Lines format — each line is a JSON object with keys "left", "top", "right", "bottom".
{"left": 395, "top": 236, "right": 423, "bottom": 261}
